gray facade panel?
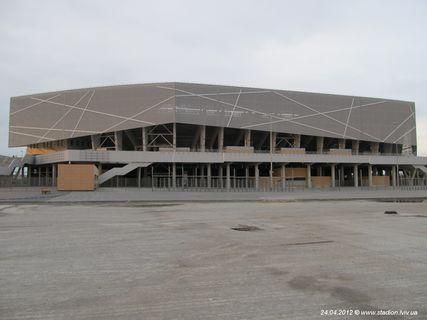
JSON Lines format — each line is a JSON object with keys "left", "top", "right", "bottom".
{"left": 9, "top": 82, "right": 416, "bottom": 147}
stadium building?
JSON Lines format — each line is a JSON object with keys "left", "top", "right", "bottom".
{"left": 6, "top": 82, "right": 427, "bottom": 190}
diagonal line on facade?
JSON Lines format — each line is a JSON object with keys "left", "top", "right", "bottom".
{"left": 159, "top": 86, "right": 362, "bottom": 140}
{"left": 226, "top": 90, "right": 242, "bottom": 127}
{"left": 36, "top": 91, "right": 92, "bottom": 142}
{"left": 273, "top": 91, "right": 383, "bottom": 141}
{"left": 11, "top": 125, "right": 99, "bottom": 134}
{"left": 343, "top": 98, "right": 355, "bottom": 138}
{"left": 9, "top": 130, "right": 56, "bottom": 141}
{"left": 10, "top": 94, "right": 62, "bottom": 115}
{"left": 101, "top": 96, "right": 175, "bottom": 133}
{"left": 28, "top": 97, "right": 156, "bottom": 126}
{"left": 383, "top": 112, "right": 415, "bottom": 142}
{"left": 71, "top": 90, "right": 96, "bottom": 137}
{"left": 393, "top": 126, "right": 416, "bottom": 144}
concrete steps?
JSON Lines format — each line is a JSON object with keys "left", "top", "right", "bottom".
{"left": 98, "top": 162, "right": 151, "bottom": 185}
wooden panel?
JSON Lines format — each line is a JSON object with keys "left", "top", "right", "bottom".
{"left": 372, "top": 176, "right": 390, "bottom": 187}
{"left": 57, "top": 164, "right": 96, "bottom": 191}
{"left": 285, "top": 167, "right": 307, "bottom": 178}
{"left": 312, "top": 176, "right": 332, "bottom": 188}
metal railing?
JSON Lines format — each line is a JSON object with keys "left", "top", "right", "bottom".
{"left": 0, "top": 176, "right": 54, "bottom": 188}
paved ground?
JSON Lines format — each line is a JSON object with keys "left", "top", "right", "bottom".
{"left": 1, "top": 187, "right": 427, "bottom": 203}
{"left": 0, "top": 201, "right": 426, "bottom": 319}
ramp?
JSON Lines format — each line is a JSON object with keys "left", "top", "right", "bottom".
{"left": 98, "top": 162, "right": 151, "bottom": 185}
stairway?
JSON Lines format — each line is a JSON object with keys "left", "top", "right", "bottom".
{"left": 412, "top": 165, "right": 427, "bottom": 175}
{"left": 98, "top": 162, "right": 151, "bottom": 185}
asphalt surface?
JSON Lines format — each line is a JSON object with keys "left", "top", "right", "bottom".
{"left": 1, "top": 201, "right": 426, "bottom": 319}
{"left": 1, "top": 187, "right": 427, "bottom": 203}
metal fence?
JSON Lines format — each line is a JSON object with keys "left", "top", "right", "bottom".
{"left": 0, "top": 176, "right": 53, "bottom": 188}
{"left": 1, "top": 175, "right": 427, "bottom": 192}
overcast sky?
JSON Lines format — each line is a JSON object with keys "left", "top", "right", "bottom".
{"left": 1, "top": 0, "right": 426, "bottom": 156}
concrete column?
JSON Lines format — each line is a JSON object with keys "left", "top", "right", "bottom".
{"left": 51, "top": 164, "right": 56, "bottom": 187}
{"left": 38, "top": 167, "right": 41, "bottom": 187}
{"left": 255, "top": 164, "right": 259, "bottom": 190}
{"left": 340, "top": 166, "right": 345, "bottom": 186}
{"left": 91, "top": 134, "right": 101, "bottom": 150}
{"left": 114, "top": 131, "right": 123, "bottom": 151}
{"left": 281, "top": 164, "right": 286, "bottom": 190}
{"left": 137, "top": 167, "right": 141, "bottom": 188}
{"left": 317, "top": 136, "right": 324, "bottom": 153}
{"left": 354, "top": 164, "right": 359, "bottom": 187}
{"left": 368, "top": 164, "right": 373, "bottom": 187}
{"left": 172, "top": 163, "right": 176, "bottom": 188}
{"left": 306, "top": 164, "right": 312, "bottom": 188}
{"left": 352, "top": 140, "right": 359, "bottom": 155}
{"left": 142, "top": 127, "right": 148, "bottom": 151}
{"left": 294, "top": 134, "right": 301, "bottom": 148}
{"left": 338, "top": 139, "right": 346, "bottom": 149}
{"left": 226, "top": 163, "right": 231, "bottom": 190}
{"left": 271, "top": 132, "right": 277, "bottom": 152}
{"left": 331, "top": 164, "right": 336, "bottom": 187}
{"left": 219, "top": 165, "right": 223, "bottom": 188}
{"left": 391, "top": 165, "right": 396, "bottom": 187}
{"left": 245, "top": 166, "right": 249, "bottom": 188}
{"left": 173, "top": 123, "right": 176, "bottom": 151}
{"left": 207, "top": 164, "right": 212, "bottom": 188}
{"left": 218, "top": 127, "right": 224, "bottom": 152}
{"left": 371, "top": 142, "right": 379, "bottom": 154}
{"left": 244, "top": 130, "right": 251, "bottom": 147}
{"left": 200, "top": 125, "right": 206, "bottom": 152}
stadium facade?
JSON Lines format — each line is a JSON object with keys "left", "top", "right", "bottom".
{"left": 7, "top": 82, "right": 427, "bottom": 190}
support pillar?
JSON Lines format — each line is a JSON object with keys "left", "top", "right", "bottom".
{"left": 317, "top": 136, "right": 324, "bottom": 153}
{"left": 255, "top": 164, "right": 259, "bottom": 190}
{"left": 271, "top": 132, "right": 277, "bottom": 152}
{"left": 306, "top": 164, "right": 312, "bottom": 188}
{"left": 244, "top": 129, "right": 251, "bottom": 147}
{"left": 142, "top": 127, "right": 148, "bottom": 151}
{"left": 173, "top": 123, "right": 176, "bottom": 151}
{"left": 352, "top": 140, "right": 359, "bottom": 155}
{"left": 172, "top": 163, "right": 176, "bottom": 188}
{"left": 200, "top": 125, "right": 206, "bottom": 152}
{"left": 294, "top": 134, "right": 301, "bottom": 148}
{"left": 219, "top": 165, "right": 223, "bottom": 188}
{"left": 371, "top": 142, "right": 379, "bottom": 154}
{"left": 137, "top": 167, "right": 141, "bottom": 188}
{"left": 91, "top": 134, "right": 101, "bottom": 150}
{"left": 368, "top": 164, "right": 373, "bottom": 187}
{"left": 226, "top": 163, "right": 231, "bottom": 190}
{"left": 207, "top": 164, "right": 211, "bottom": 188}
{"left": 245, "top": 166, "right": 249, "bottom": 188}
{"left": 354, "top": 164, "right": 359, "bottom": 187}
{"left": 52, "top": 164, "right": 56, "bottom": 187}
{"left": 281, "top": 164, "right": 286, "bottom": 190}
{"left": 114, "top": 131, "right": 123, "bottom": 151}
{"left": 391, "top": 165, "right": 396, "bottom": 187}
{"left": 331, "top": 164, "right": 336, "bottom": 187}
{"left": 218, "top": 127, "right": 224, "bottom": 152}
